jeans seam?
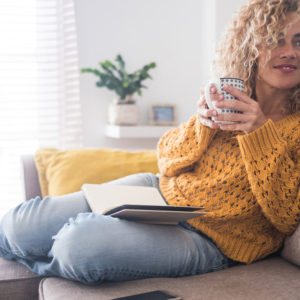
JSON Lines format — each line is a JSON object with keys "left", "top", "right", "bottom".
{"left": 77, "top": 266, "right": 181, "bottom": 283}
{"left": 0, "top": 245, "right": 9, "bottom": 256}
{"left": 84, "top": 264, "right": 230, "bottom": 283}
{"left": 8, "top": 246, "right": 50, "bottom": 258}
{"left": 210, "top": 264, "right": 227, "bottom": 272}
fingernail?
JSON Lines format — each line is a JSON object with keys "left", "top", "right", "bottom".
{"left": 212, "top": 110, "right": 218, "bottom": 116}
{"left": 210, "top": 86, "right": 216, "bottom": 92}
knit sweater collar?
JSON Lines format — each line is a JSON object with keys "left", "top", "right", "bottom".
{"left": 274, "top": 112, "right": 300, "bottom": 127}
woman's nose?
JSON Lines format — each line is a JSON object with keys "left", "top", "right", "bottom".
{"left": 279, "top": 43, "right": 297, "bottom": 59}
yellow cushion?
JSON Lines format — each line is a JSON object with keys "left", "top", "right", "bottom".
{"left": 35, "top": 148, "right": 158, "bottom": 197}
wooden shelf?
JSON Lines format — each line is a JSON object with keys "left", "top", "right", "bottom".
{"left": 105, "top": 125, "right": 176, "bottom": 139}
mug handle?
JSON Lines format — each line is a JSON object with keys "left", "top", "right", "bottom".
{"left": 204, "top": 82, "right": 221, "bottom": 109}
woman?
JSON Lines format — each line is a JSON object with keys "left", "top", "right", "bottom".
{"left": 0, "top": 0, "right": 299, "bottom": 284}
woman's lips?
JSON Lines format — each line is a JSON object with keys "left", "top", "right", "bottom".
{"left": 274, "top": 64, "right": 297, "bottom": 73}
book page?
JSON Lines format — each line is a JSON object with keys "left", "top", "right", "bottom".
{"left": 82, "top": 184, "right": 167, "bottom": 214}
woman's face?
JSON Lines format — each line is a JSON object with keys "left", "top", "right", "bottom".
{"left": 257, "top": 13, "right": 300, "bottom": 90}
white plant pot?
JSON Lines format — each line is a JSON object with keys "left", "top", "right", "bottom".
{"left": 108, "top": 103, "right": 139, "bottom": 125}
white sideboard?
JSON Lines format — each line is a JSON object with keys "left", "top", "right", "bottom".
{"left": 105, "top": 125, "right": 176, "bottom": 139}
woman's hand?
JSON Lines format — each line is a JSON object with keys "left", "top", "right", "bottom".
{"left": 212, "top": 85, "right": 268, "bottom": 134}
{"left": 197, "top": 86, "right": 220, "bottom": 130}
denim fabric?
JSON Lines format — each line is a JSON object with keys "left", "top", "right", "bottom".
{"left": 0, "top": 173, "right": 233, "bottom": 284}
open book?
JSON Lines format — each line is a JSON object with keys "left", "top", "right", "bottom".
{"left": 81, "top": 184, "right": 205, "bottom": 225}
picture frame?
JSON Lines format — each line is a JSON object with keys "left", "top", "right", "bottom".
{"left": 149, "top": 104, "right": 177, "bottom": 126}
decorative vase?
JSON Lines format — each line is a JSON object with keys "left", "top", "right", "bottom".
{"left": 107, "top": 95, "right": 139, "bottom": 125}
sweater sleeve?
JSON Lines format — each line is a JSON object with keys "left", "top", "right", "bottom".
{"left": 237, "top": 119, "right": 300, "bottom": 235}
{"left": 157, "top": 115, "right": 217, "bottom": 177}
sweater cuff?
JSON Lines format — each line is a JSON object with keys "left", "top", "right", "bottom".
{"left": 237, "top": 119, "right": 283, "bottom": 159}
{"left": 195, "top": 115, "right": 218, "bottom": 146}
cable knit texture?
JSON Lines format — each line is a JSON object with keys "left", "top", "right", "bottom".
{"left": 158, "top": 113, "right": 300, "bottom": 264}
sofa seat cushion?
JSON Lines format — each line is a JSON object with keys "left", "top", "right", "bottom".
{"left": 281, "top": 223, "right": 300, "bottom": 267}
{"left": 0, "top": 257, "right": 42, "bottom": 300}
{"left": 39, "top": 257, "right": 300, "bottom": 300}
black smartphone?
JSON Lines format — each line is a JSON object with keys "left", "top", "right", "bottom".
{"left": 112, "top": 290, "right": 182, "bottom": 300}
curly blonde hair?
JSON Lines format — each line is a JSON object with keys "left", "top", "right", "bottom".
{"left": 212, "top": 0, "right": 300, "bottom": 113}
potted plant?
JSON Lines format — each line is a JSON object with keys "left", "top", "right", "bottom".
{"left": 81, "top": 54, "right": 156, "bottom": 125}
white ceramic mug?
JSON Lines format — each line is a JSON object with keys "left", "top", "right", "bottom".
{"left": 204, "top": 77, "right": 244, "bottom": 124}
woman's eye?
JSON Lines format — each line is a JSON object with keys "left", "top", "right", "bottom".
{"left": 292, "top": 34, "right": 300, "bottom": 47}
{"left": 294, "top": 39, "right": 300, "bottom": 47}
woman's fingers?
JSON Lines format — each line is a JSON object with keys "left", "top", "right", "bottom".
{"left": 197, "top": 107, "right": 218, "bottom": 118}
{"left": 213, "top": 85, "right": 268, "bottom": 133}
{"left": 222, "top": 85, "right": 251, "bottom": 103}
{"left": 198, "top": 86, "right": 223, "bottom": 107}
{"left": 198, "top": 83, "right": 268, "bottom": 133}
{"left": 199, "top": 116, "right": 220, "bottom": 129}
{"left": 197, "top": 86, "right": 222, "bottom": 129}
{"left": 214, "top": 99, "right": 248, "bottom": 112}
{"left": 197, "top": 98, "right": 206, "bottom": 107}
{"left": 218, "top": 122, "right": 248, "bottom": 132}
{"left": 213, "top": 113, "right": 244, "bottom": 124}
{"left": 197, "top": 91, "right": 218, "bottom": 118}
{"left": 209, "top": 85, "right": 222, "bottom": 102}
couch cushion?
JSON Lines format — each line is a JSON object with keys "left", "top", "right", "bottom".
{"left": 39, "top": 257, "right": 300, "bottom": 300}
{"left": 281, "top": 223, "right": 300, "bottom": 267}
{"left": 35, "top": 148, "right": 158, "bottom": 197}
{"left": 0, "top": 257, "right": 42, "bottom": 300}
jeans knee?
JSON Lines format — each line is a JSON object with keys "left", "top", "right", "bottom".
{"left": 51, "top": 222, "right": 81, "bottom": 265}
{"left": 50, "top": 213, "right": 137, "bottom": 284}
{"left": 50, "top": 214, "right": 111, "bottom": 283}
{"left": 0, "top": 197, "right": 49, "bottom": 257}
{"left": 1, "top": 213, "right": 26, "bottom": 256}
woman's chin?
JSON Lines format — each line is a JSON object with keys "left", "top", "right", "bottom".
{"left": 269, "top": 78, "right": 300, "bottom": 90}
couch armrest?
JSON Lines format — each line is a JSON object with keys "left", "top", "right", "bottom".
{"left": 21, "top": 154, "right": 42, "bottom": 200}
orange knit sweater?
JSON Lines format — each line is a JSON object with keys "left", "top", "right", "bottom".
{"left": 158, "top": 113, "right": 300, "bottom": 264}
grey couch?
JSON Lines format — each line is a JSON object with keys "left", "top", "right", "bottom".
{"left": 0, "top": 155, "right": 299, "bottom": 300}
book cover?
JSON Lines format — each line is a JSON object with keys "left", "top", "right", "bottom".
{"left": 81, "top": 184, "right": 205, "bottom": 224}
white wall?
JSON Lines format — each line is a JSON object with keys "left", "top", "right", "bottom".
{"left": 74, "top": 0, "right": 247, "bottom": 150}
{"left": 215, "top": 0, "right": 248, "bottom": 39}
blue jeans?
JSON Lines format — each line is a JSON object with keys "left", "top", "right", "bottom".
{"left": 0, "top": 173, "right": 233, "bottom": 284}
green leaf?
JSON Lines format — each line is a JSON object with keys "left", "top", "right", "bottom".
{"left": 123, "top": 80, "right": 130, "bottom": 88}
{"left": 116, "top": 54, "right": 125, "bottom": 70}
{"left": 81, "top": 68, "right": 97, "bottom": 74}
{"left": 81, "top": 55, "right": 156, "bottom": 99}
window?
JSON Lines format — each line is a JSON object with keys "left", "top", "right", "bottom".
{"left": 0, "top": 0, "right": 82, "bottom": 217}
